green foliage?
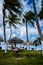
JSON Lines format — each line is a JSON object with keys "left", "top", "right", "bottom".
{"left": 39, "top": 0, "right": 43, "bottom": 19}
{"left": 23, "top": 11, "right": 35, "bottom": 20}
{"left": 0, "top": 50, "right": 43, "bottom": 65}
{"left": 4, "top": 0, "right": 23, "bottom": 14}
{"left": 3, "top": 0, "right": 23, "bottom": 43}
{"left": 23, "top": 11, "right": 35, "bottom": 27}
{"left": 3, "top": 0, "right": 23, "bottom": 29}
{"left": 33, "top": 37, "right": 41, "bottom": 46}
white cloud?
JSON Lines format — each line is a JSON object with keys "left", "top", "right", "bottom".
{"left": 6, "top": 28, "right": 10, "bottom": 34}
{"left": 20, "top": 26, "right": 26, "bottom": 36}
{"left": 0, "top": 0, "right": 3, "bottom": 15}
{"left": 12, "top": 34, "right": 16, "bottom": 38}
{"left": 17, "top": 25, "right": 39, "bottom": 41}
{"left": 0, "top": 26, "right": 3, "bottom": 34}
{"left": 0, "top": 0, "right": 3, "bottom": 25}
{"left": 0, "top": 0, "right": 43, "bottom": 41}
{"left": 28, "top": 26, "right": 38, "bottom": 35}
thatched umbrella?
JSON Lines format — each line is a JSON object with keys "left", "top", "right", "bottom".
{"left": 8, "top": 36, "right": 24, "bottom": 47}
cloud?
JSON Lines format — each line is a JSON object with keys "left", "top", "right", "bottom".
{"left": 0, "top": 0, "right": 3, "bottom": 25}
{"left": 28, "top": 27, "right": 38, "bottom": 35}
{"left": 16, "top": 25, "right": 39, "bottom": 41}
{"left": 0, "top": 23, "right": 39, "bottom": 41}
{"left": 0, "top": 26, "right": 3, "bottom": 34}
{"left": 12, "top": 34, "right": 16, "bottom": 38}
{"left": 20, "top": 26, "right": 26, "bottom": 36}
{"left": 0, "top": 0, "right": 43, "bottom": 42}
{"left": 0, "top": 0, "right": 3, "bottom": 14}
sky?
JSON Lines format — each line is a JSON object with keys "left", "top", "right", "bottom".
{"left": 0, "top": 0, "right": 43, "bottom": 42}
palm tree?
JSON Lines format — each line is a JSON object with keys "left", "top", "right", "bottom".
{"left": 8, "top": 14, "right": 21, "bottom": 39}
{"left": 32, "top": 0, "right": 42, "bottom": 38}
{"left": 3, "top": 0, "right": 23, "bottom": 53}
{"left": 33, "top": 37, "right": 42, "bottom": 50}
{"left": 23, "top": 11, "right": 35, "bottom": 43}
{"left": 32, "top": 0, "right": 43, "bottom": 55}
{"left": 3, "top": 6, "right": 6, "bottom": 47}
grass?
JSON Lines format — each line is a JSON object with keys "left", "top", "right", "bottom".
{"left": 0, "top": 50, "right": 43, "bottom": 65}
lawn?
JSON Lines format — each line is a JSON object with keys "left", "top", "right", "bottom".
{"left": 0, "top": 50, "right": 43, "bottom": 65}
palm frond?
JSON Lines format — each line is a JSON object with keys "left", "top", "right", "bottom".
{"left": 29, "top": 20, "right": 35, "bottom": 28}
{"left": 12, "top": 23, "right": 17, "bottom": 28}
{"left": 4, "top": 0, "right": 23, "bottom": 15}
{"left": 23, "top": 11, "right": 35, "bottom": 20}
{"left": 38, "top": 0, "right": 43, "bottom": 19}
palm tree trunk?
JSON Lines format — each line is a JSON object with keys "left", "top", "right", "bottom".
{"left": 26, "top": 20, "right": 28, "bottom": 42}
{"left": 32, "top": 0, "right": 42, "bottom": 37}
{"left": 32, "top": 0, "right": 43, "bottom": 55}
{"left": 3, "top": 8, "right": 6, "bottom": 42}
{"left": 3, "top": 7, "right": 7, "bottom": 53}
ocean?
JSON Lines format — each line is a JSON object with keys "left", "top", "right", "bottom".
{"left": 0, "top": 42, "right": 42, "bottom": 50}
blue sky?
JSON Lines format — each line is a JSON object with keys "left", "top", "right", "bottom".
{"left": 0, "top": 0, "right": 43, "bottom": 42}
